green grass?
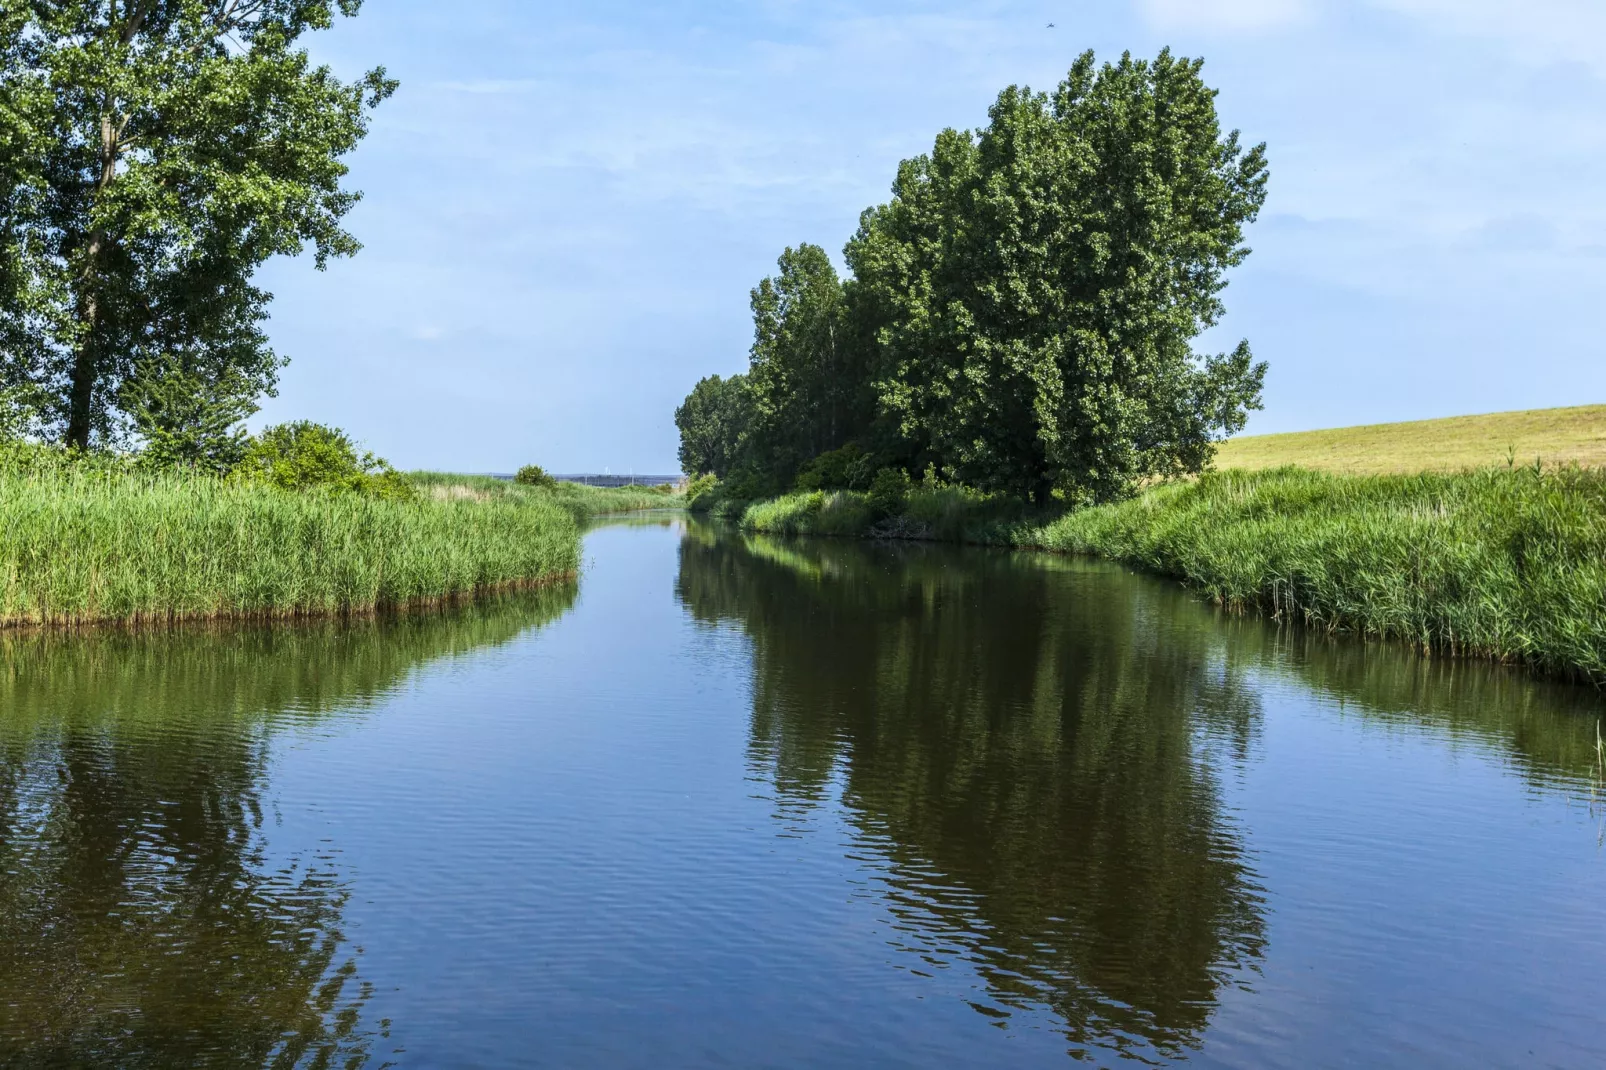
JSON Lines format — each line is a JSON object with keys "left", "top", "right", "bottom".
{"left": 737, "top": 466, "right": 1606, "bottom": 682}
{"left": 405, "top": 472, "right": 682, "bottom": 517}
{"left": 0, "top": 467, "right": 584, "bottom": 628}
{"left": 1216, "top": 404, "right": 1606, "bottom": 475}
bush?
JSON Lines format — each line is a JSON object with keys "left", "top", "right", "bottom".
{"left": 686, "top": 473, "right": 720, "bottom": 511}
{"left": 795, "top": 443, "right": 875, "bottom": 492}
{"left": 867, "top": 466, "right": 912, "bottom": 517}
{"left": 235, "top": 421, "right": 413, "bottom": 500}
{"left": 514, "top": 464, "right": 559, "bottom": 490}
{"left": 720, "top": 464, "right": 777, "bottom": 502}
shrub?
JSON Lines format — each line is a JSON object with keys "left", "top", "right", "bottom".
{"left": 867, "top": 466, "right": 912, "bottom": 517}
{"left": 795, "top": 443, "right": 876, "bottom": 492}
{"left": 686, "top": 473, "right": 720, "bottom": 510}
{"left": 235, "top": 421, "right": 413, "bottom": 500}
{"left": 720, "top": 464, "right": 777, "bottom": 502}
{"left": 514, "top": 464, "right": 560, "bottom": 490}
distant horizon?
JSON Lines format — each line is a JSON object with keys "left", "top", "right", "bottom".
{"left": 419, "top": 400, "right": 1605, "bottom": 474}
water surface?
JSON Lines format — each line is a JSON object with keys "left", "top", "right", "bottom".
{"left": 2, "top": 518, "right": 1603, "bottom": 1067}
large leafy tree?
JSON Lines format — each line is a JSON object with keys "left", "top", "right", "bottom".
{"left": 674, "top": 371, "right": 752, "bottom": 478}
{"left": 848, "top": 49, "right": 1269, "bottom": 504}
{"left": 0, "top": 1, "right": 394, "bottom": 448}
{"left": 743, "top": 243, "right": 871, "bottom": 486}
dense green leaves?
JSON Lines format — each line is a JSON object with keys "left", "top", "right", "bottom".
{"left": 674, "top": 372, "right": 752, "bottom": 478}
{"left": 514, "top": 463, "right": 559, "bottom": 489}
{"left": 678, "top": 49, "right": 1271, "bottom": 505}
{"left": 234, "top": 419, "right": 411, "bottom": 498}
{"left": 123, "top": 351, "right": 257, "bottom": 472}
{"left": 0, "top": 0, "right": 392, "bottom": 447}
{"left": 848, "top": 49, "right": 1268, "bottom": 503}
{"left": 744, "top": 244, "right": 870, "bottom": 486}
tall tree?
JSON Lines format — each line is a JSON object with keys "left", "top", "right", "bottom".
{"left": 0, "top": 1, "right": 394, "bottom": 449}
{"left": 675, "top": 372, "right": 751, "bottom": 478}
{"left": 744, "top": 244, "right": 871, "bottom": 486}
{"left": 848, "top": 50, "right": 1269, "bottom": 504}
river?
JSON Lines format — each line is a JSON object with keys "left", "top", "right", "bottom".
{"left": 2, "top": 516, "right": 1603, "bottom": 1068}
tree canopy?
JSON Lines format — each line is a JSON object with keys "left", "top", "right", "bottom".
{"left": 743, "top": 244, "right": 869, "bottom": 487}
{"left": 674, "top": 372, "right": 752, "bottom": 479}
{"left": 677, "top": 49, "right": 1269, "bottom": 504}
{"left": 0, "top": 0, "right": 393, "bottom": 448}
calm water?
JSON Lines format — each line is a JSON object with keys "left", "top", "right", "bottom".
{"left": 3, "top": 517, "right": 1605, "bottom": 1068}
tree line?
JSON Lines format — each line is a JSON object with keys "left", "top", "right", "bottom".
{"left": 677, "top": 49, "right": 1270, "bottom": 506}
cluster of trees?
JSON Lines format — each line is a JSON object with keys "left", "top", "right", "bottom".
{"left": 677, "top": 50, "right": 1270, "bottom": 505}
{"left": 0, "top": 1, "right": 391, "bottom": 457}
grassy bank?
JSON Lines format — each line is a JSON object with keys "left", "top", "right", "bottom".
{"left": 0, "top": 466, "right": 584, "bottom": 628}
{"left": 1216, "top": 404, "right": 1606, "bottom": 475}
{"left": 406, "top": 472, "right": 680, "bottom": 517}
{"left": 736, "top": 466, "right": 1606, "bottom": 682}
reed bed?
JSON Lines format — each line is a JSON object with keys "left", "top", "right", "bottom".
{"left": 1027, "top": 466, "right": 1606, "bottom": 680}
{"left": 405, "top": 472, "right": 680, "bottom": 517}
{"left": 738, "top": 466, "right": 1606, "bottom": 682}
{"left": 1, "top": 467, "right": 581, "bottom": 628}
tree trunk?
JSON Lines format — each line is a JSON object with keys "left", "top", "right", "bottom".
{"left": 65, "top": 326, "right": 98, "bottom": 449}
{"left": 66, "top": 111, "right": 121, "bottom": 449}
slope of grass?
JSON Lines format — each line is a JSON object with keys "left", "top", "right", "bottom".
{"left": 738, "top": 466, "right": 1606, "bottom": 682}
{"left": 1025, "top": 466, "right": 1606, "bottom": 681}
{"left": 1, "top": 467, "right": 581, "bottom": 628}
{"left": 1216, "top": 404, "right": 1606, "bottom": 475}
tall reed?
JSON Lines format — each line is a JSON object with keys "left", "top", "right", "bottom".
{"left": 1, "top": 467, "right": 580, "bottom": 627}
{"left": 1025, "top": 466, "right": 1606, "bottom": 680}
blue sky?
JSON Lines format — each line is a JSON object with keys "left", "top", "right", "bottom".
{"left": 254, "top": 0, "right": 1606, "bottom": 473}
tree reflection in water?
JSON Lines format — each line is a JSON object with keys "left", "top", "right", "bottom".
{"left": 677, "top": 527, "right": 1268, "bottom": 1063}
{"left": 0, "top": 586, "right": 574, "bottom": 1068}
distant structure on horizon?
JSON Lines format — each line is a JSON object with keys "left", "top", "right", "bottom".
{"left": 552, "top": 473, "right": 683, "bottom": 488}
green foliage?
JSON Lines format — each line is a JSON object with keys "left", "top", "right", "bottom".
{"left": 744, "top": 245, "right": 873, "bottom": 486}
{"left": 0, "top": 2, "right": 394, "bottom": 448}
{"left": 674, "top": 373, "right": 753, "bottom": 477}
{"left": 795, "top": 443, "right": 876, "bottom": 492}
{"left": 0, "top": 386, "right": 48, "bottom": 442}
{"left": 686, "top": 473, "right": 720, "bottom": 509}
{"left": 514, "top": 464, "right": 559, "bottom": 490}
{"left": 720, "top": 464, "right": 779, "bottom": 503}
{"left": 683, "top": 51, "right": 1268, "bottom": 505}
{"left": 235, "top": 421, "right": 411, "bottom": 500}
{"left": 867, "top": 466, "right": 912, "bottom": 517}
{"left": 0, "top": 466, "right": 579, "bottom": 626}
{"left": 741, "top": 491, "right": 876, "bottom": 537}
{"left": 123, "top": 353, "right": 257, "bottom": 474}
{"left": 846, "top": 49, "right": 1268, "bottom": 503}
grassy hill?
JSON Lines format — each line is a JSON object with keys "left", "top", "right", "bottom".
{"left": 1215, "top": 404, "right": 1606, "bottom": 475}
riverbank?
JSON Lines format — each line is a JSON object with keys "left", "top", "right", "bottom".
{"left": 406, "top": 471, "right": 679, "bottom": 518}
{"left": 728, "top": 466, "right": 1606, "bottom": 683}
{"left": 0, "top": 467, "right": 678, "bottom": 629}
